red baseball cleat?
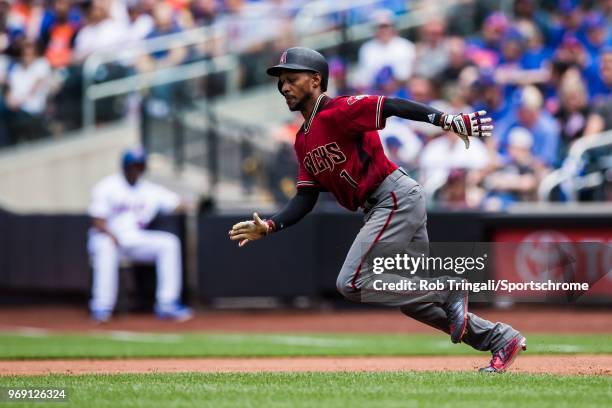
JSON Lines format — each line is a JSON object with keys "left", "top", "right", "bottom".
{"left": 480, "top": 335, "right": 527, "bottom": 373}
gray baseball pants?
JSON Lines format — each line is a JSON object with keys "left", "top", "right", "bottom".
{"left": 336, "top": 168, "right": 520, "bottom": 352}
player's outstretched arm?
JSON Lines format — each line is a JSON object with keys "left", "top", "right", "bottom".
{"left": 382, "top": 97, "right": 494, "bottom": 149}
{"left": 228, "top": 188, "right": 319, "bottom": 247}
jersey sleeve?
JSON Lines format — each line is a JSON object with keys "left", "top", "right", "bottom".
{"left": 88, "top": 181, "right": 111, "bottom": 219}
{"left": 336, "top": 95, "right": 386, "bottom": 134}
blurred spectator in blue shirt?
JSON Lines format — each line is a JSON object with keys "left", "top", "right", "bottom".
{"left": 472, "top": 71, "right": 514, "bottom": 124}
{"left": 467, "top": 12, "right": 509, "bottom": 70}
{"left": 494, "top": 27, "right": 528, "bottom": 96}
{"left": 582, "top": 12, "right": 611, "bottom": 59}
{"left": 516, "top": 20, "right": 553, "bottom": 75}
{"left": 496, "top": 22, "right": 553, "bottom": 96}
{"left": 136, "top": 2, "right": 188, "bottom": 112}
{"left": 39, "top": 0, "right": 82, "bottom": 41}
{"left": 547, "top": 0, "right": 587, "bottom": 49}
{"left": 584, "top": 47, "right": 612, "bottom": 136}
{"left": 585, "top": 47, "right": 612, "bottom": 101}
{"left": 497, "top": 85, "right": 560, "bottom": 169}
{"left": 555, "top": 33, "right": 591, "bottom": 71}
{"left": 471, "top": 70, "right": 515, "bottom": 160}
{"left": 136, "top": 1, "right": 187, "bottom": 73}
{"left": 499, "top": 27, "right": 526, "bottom": 65}
{"left": 544, "top": 34, "right": 592, "bottom": 111}
{"left": 370, "top": 64, "right": 406, "bottom": 98}
{"left": 143, "top": 3, "right": 184, "bottom": 60}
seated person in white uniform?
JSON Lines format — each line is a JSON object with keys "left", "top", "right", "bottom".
{"left": 88, "top": 147, "right": 193, "bottom": 322}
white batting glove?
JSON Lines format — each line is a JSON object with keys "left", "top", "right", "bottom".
{"left": 441, "top": 110, "right": 494, "bottom": 149}
{"left": 228, "top": 212, "right": 273, "bottom": 247}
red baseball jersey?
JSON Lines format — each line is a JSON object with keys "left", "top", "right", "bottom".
{"left": 294, "top": 94, "right": 398, "bottom": 211}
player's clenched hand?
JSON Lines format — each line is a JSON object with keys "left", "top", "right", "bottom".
{"left": 228, "top": 212, "right": 270, "bottom": 247}
{"left": 441, "top": 110, "right": 494, "bottom": 149}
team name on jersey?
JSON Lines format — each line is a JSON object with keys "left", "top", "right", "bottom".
{"left": 303, "top": 142, "right": 347, "bottom": 175}
{"left": 111, "top": 202, "right": 145, "bottom": 215}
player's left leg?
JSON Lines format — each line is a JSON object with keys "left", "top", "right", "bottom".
{"left": 400, "top": 301, "right": 526, "bottom": 372}
{"left": 399, "top": 303, "right": 523, "bottom": 351}
{"left": 398, "top": 223, "right": 523, "bottom": 353}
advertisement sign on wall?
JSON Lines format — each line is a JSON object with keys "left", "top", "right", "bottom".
{"left": 493, "top": 229, "right": 612, "bottom": 301}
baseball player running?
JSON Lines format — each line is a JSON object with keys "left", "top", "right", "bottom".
{"left": 88, "top": 147, "right": 193, "bottom": 322}
{"left": 229, "top": 47, "right": 526, "bottom": 372}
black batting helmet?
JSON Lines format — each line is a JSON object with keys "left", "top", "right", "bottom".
{"left": 267, "top": 47, "right": 329, "bottom": 92}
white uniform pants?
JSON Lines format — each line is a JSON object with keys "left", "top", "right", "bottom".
{"left": 89, "top": 231, "right": 182, "bottom": 312}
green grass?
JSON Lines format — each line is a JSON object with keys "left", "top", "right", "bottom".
{"left": 0, "top": 332, "right": 610, "bottom": 359}
{"left": 0, "top": 372, "right": 610, "bottom": 408}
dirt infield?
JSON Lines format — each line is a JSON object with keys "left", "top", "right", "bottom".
{"left": 1, "top": 355, "right": 610, "bottom": 376}
{"left": 1, "top": 307, "right": 610, "bottom": 377}
{"left": 0, "top": 306, "right": 611, "bottom": 334}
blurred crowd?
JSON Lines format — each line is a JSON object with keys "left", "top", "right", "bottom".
{"left": 0, "top": 0, "right": 611, "bottom": 209}
{"left": 1, "top": 0, "right": 408, "bottom": 147}
{"left": 363, "top": 1, "right": 612, "bottom": 209}
{"left": 0, "top": 0, "right": 311, "bottom": 147}
{"left": 274, "top": 0, "right": 612, "bottom": 209}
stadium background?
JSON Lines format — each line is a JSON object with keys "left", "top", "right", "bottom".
{"left": 0, "top": 0, "right": 610, "bottom": 406}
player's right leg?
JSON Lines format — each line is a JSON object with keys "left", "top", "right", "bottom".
{"left": 335, "top": 169, "right": 472, "bottom": 344}
{"left": 335, "top": 172, "right": 452, "bottom": 307}
{"left": 88, "top": 233, "right": 120, "bottom": 322}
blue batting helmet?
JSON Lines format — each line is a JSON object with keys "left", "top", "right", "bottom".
{"left": 121, "top": 147, "right": 147, "bottom": 169}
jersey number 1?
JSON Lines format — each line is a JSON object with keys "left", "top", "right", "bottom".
{"left": 340, "top": 169, "right": 358, "bottom": 189}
